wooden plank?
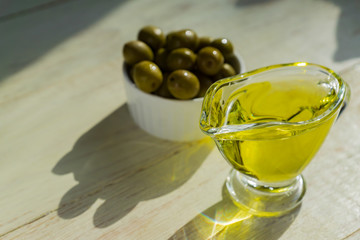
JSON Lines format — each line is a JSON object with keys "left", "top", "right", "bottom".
{"left": 1, "top": 0, "right": 360, "bottom": 239}
{"left": 0, "top": 0, "right": 61, "bottom": 19}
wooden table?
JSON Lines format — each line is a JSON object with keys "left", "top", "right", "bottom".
{"left": 1, "top": 0, "right": 360, "bottom": 239}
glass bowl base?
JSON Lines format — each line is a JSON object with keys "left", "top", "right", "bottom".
{"left": 226, "top": 169, "right": 306, "bottom": 216}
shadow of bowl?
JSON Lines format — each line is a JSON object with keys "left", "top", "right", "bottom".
{"left": 52, "top": 104, "right": 214, "bottom": 228}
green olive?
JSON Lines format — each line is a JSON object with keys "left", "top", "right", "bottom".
{"left": 123, "top": 40, "right": 154, "bottom": 65}
{"left": 132, "top": 61, "right": 163, "bottom": 93}
{"left": 167, "top": 70, "right": 200, "bottom": 100}
{"left": 197, "top": 36, "right": 213, "bottom": 50}
{"left": 155, "top": 48, "right": 169, "bottom": 71}
{"left": 138, "top": 25, "right": 166, "bottom": 50}
{"left": 167, "top": 48, "right": 197, "bottom": 71}
{"left": 211, "top": 38, "right": 234, "bottom": 55}
{"left": 196, "top": 47, "right": 224, "bottom": 76}
{"left": 225, "top": 53, "right": 241, "bottom": 74}
{"left": 155, "top": 72, "right": 173, "bottom": 98}
{"left": 166, "top": 29, "right": 199, "bottom": 51}
{"left": 196, "top": 73, "right": 213, "bottom": 97}
{"left": 213, "top": 63, "right": 236, "bottom": 81}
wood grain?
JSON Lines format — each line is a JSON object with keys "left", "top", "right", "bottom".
{"left": 1, "top": 0, "right": 360, "bottom": 239}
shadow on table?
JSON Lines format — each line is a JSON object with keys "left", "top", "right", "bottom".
{"left": 235, "top": 0, "right": 278, "bottom": 7}
{"left": 235, "top": 0, "right": 360, "bottom": 62}
{"left": 52, "top": 104, "right": 213, "bottom": 228}
{"left": 0, "top": 0, "right": 128, "bottom": 82}
{"left": 328, "top": 0, "right": 360, "bottom": 62}
{"left": 170, "top": 184, "right": 301, "bottom": 240}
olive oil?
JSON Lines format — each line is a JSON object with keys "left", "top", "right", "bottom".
{"left": 209, "top": 79, "right": 338, "bottom": 182}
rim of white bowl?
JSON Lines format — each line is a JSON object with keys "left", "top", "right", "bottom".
{"left": 122, "top": 51, "right": 246, "bottom": 103}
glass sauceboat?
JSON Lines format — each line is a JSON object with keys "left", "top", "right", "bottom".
{"left": 200, "top": 62, "right": 350, "bottom": 215}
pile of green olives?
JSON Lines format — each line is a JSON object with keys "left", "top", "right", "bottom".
{"left": 123, "top": 26, "right": 241, "bottom": 100}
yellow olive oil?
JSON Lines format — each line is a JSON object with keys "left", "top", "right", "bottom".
{"left": 209, "top": 79, "right": 338, "bottom": 182}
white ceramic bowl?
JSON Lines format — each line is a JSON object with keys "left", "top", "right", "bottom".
{"left": 122, "top": 53, "right": 245, "bottom": 142}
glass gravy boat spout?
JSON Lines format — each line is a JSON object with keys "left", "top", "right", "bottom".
{"left": 200, "top": 62, "right": 350, "bottom": 215}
